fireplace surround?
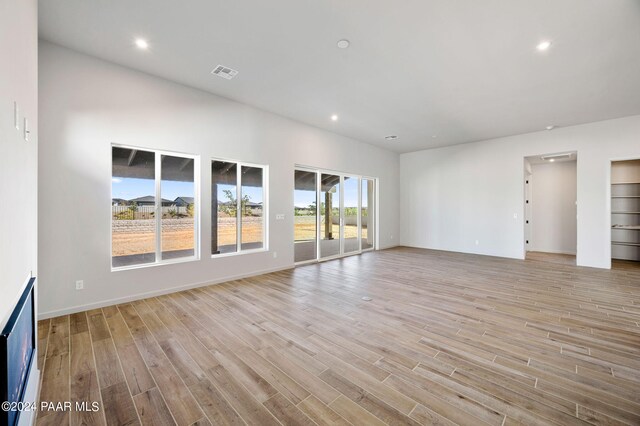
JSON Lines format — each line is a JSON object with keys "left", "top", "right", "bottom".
{"left": 0, "top": 277, "right": 36, "bottom": 426}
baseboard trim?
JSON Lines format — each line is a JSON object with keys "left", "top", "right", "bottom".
{"left": 527, "top": 249, "right": 577, "bottom": 256}
{"left": 38, "top": 265, "right": 293, "bottom": 319}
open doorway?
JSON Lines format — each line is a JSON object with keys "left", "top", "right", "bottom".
{"left": 524, "top": 152, "right": 577, "bottom": 265}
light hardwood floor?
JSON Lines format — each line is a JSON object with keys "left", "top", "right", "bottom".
{"left": 525, "top": 251, "right": 576, "bottom": 266}
{"left": 36, "top": 247, "right": 640, "bottom": 425}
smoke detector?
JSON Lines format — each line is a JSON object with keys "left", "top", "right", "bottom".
{"left": 211, "top": 65, "right": 239, "bottom": 80}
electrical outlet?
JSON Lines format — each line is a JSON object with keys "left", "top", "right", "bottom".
{"left": 24, "top": 118, "right": 29, "bottom": 141}
{"left": 475, "top": 240, "right": 479, "bottom": 246}
{"left": 275, "top": 214, "right": 285, "bottom": 220}
{"left": 75, "top": 280, "right": 84, "bottom": 290}
{"left": 513, "top": 213, "right": 518, "bottom": 219}
{"left": 273, "top": 251, "right": 278, "bottom": 258}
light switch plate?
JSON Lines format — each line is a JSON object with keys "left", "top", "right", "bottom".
{"left": 14, "top": 102, "right": 19, "bottom": 131}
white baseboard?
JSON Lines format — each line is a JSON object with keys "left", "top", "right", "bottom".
{"left": 38, "top": 265, "right": 293, "bottom": 319}
{"left": 527, "top": 249, "right": 577, "bottom": 256}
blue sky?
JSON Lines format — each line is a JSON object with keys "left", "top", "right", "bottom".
{"left": 112, "top": 177, "right": 193, "bottom": 201}
{"left": 112, "top": 177, "right": 263, "bottom": 202}
{"left": 294, "top": 186, "right": 361, "bottom": 208}
{"left": 216, "top": 184, "right": 263, "bottom": 203}
{"left": 113, "top": 177, "right": 364, "bottom": 207}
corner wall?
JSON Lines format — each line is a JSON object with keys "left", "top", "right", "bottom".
{"left": 0, "top": 0, "right": 38, "bottom": 326}
{"left": 38, "top": 42, "right": 400, "bottom": 317}
{"left": 0, "top": 0, "right": 39, "bottom": 423}
{"left": 400, "top": 115, "right": 640, "bottom": 269}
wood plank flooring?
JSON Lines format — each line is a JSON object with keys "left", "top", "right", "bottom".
{"left": 36, "top": 247, "right": 640, "bottom": 425}
{"left": 525, "top": 251, "right": 576, "bottom": 266}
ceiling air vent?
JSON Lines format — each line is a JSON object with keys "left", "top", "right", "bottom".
{"left": 211, "top": 65, "right": 238, "bottom": 80}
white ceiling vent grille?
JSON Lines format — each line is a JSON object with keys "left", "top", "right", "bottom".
{"left": 211, "top": 65, "right": 238, "bottom": 80}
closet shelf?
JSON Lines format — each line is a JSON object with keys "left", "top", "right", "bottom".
{"left": 611, "top": 161, "right": 640, "bottom": 261}
{"left": 612, "top": 241, "right": 640, "bottom": 247}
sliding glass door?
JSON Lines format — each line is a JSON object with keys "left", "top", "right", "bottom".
{"left": 294, "top": 170, "right": 317, "bottom": 262}
{"left": 361, "top": 178, "right": 375, "bottom": 250}
{"left": 294, "top": 168, "right": 375, "bottom": 263}
{"left": 320, "top": 174, "right": 341, "bottom": 259}
{"left": 343, "top": 176, "right": 359, "bottom": 254}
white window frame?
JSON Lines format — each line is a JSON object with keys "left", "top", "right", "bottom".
{"left": 294, "top": 165, "right": 377, "bottom": 266}
{"left": 211, "top": 158, "right": 269, "bottom": 258}
{"left": 111, "top": 144, "right": 201, "bottom": 271}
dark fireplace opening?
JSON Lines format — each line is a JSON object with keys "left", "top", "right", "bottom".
{"left": 1, "top": 277, "right": 36, "bottom": 426}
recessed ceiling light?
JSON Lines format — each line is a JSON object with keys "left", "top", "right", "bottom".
{"left": 432, "top": 135, "right": 437, "bottom": 138}
{"left": 549, "top": 158, "right": 555, "bottom": 162}
{"left": 135, "top": 38, "right": 149, "bottom": 50}
{"left": 536, "top": 40, "right": 552, "bottom": 51}
{"left": 331, "top": 114, "right": 339, "bottom": 121}
{"left": 546, "top": 125, "right": 555, "bottom": 130}
{"left": 337, "top": 39, "right": 350, "bottom": 49}
{"left": 385, "top": 135, "right": 398, "bottom": 140}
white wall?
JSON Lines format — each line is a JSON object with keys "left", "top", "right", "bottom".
{"left": 0, "top": 0, "right": 38, "bottom": 326}
{"left": 529, "top": 161, "right": 577, "bottom": 254}
{"left": 400, "top": 115, "right": 640, "bottom": 269}
{"left": 0, "top": 0, "right": 39, "bottom": 423}
{"left": 38, "top": 42, "right": 400, "bottom": 317}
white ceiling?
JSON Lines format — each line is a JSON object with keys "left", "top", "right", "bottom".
{"left": 38, "top": 0, "right": 640, "bottom": 153}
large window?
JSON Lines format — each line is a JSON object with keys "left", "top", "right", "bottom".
{"left": 294, "top": 168, "right": 376, "bottom": 263}
{"left": 112, "top": 146, "right": 198, "bottom": 269}
{"left": 361, "top": 178, "right": 375, "bottom": 250}
{"left": 212, "top": 160, "right": 266, "bottom": 255}
{"left": 320, "top": 174, "right": 341, "bottom": 258}
{"left": 294, "top": 170, "right": 317, "bottom": 262}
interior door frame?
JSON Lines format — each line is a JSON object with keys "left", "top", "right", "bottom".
{"left": 294, "top": 165, "right": 377, "bottom": 265}
{"left": 522, "top": 152, "right": 578, "bottom": 260}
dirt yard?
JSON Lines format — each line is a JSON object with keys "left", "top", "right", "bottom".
{"left": 113, "top": 219, "right": 368, "bottom": 256}
{"left": 294, "top": 217, "right": 366, "bottom": 241}
{"left": 112, "top": 221, "right": 264, "bottom": 256}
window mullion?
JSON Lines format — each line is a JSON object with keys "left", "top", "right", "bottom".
{"left": 316, "top": 171, "right": 321, "bottom": 261}
{"left": 260, "top": 167, "right": 269, "bottom": 250}
{"left": 340, "top": 175, "right": 344, "bottom": 256}
{"left": 358, "top": 177, "right": 362, "bottom": 253}
{"left": 155, "top": 152, "right": 162, "bottom": 262}
{"left": 237, "top": 163, "right": 242, "bottom": 252}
